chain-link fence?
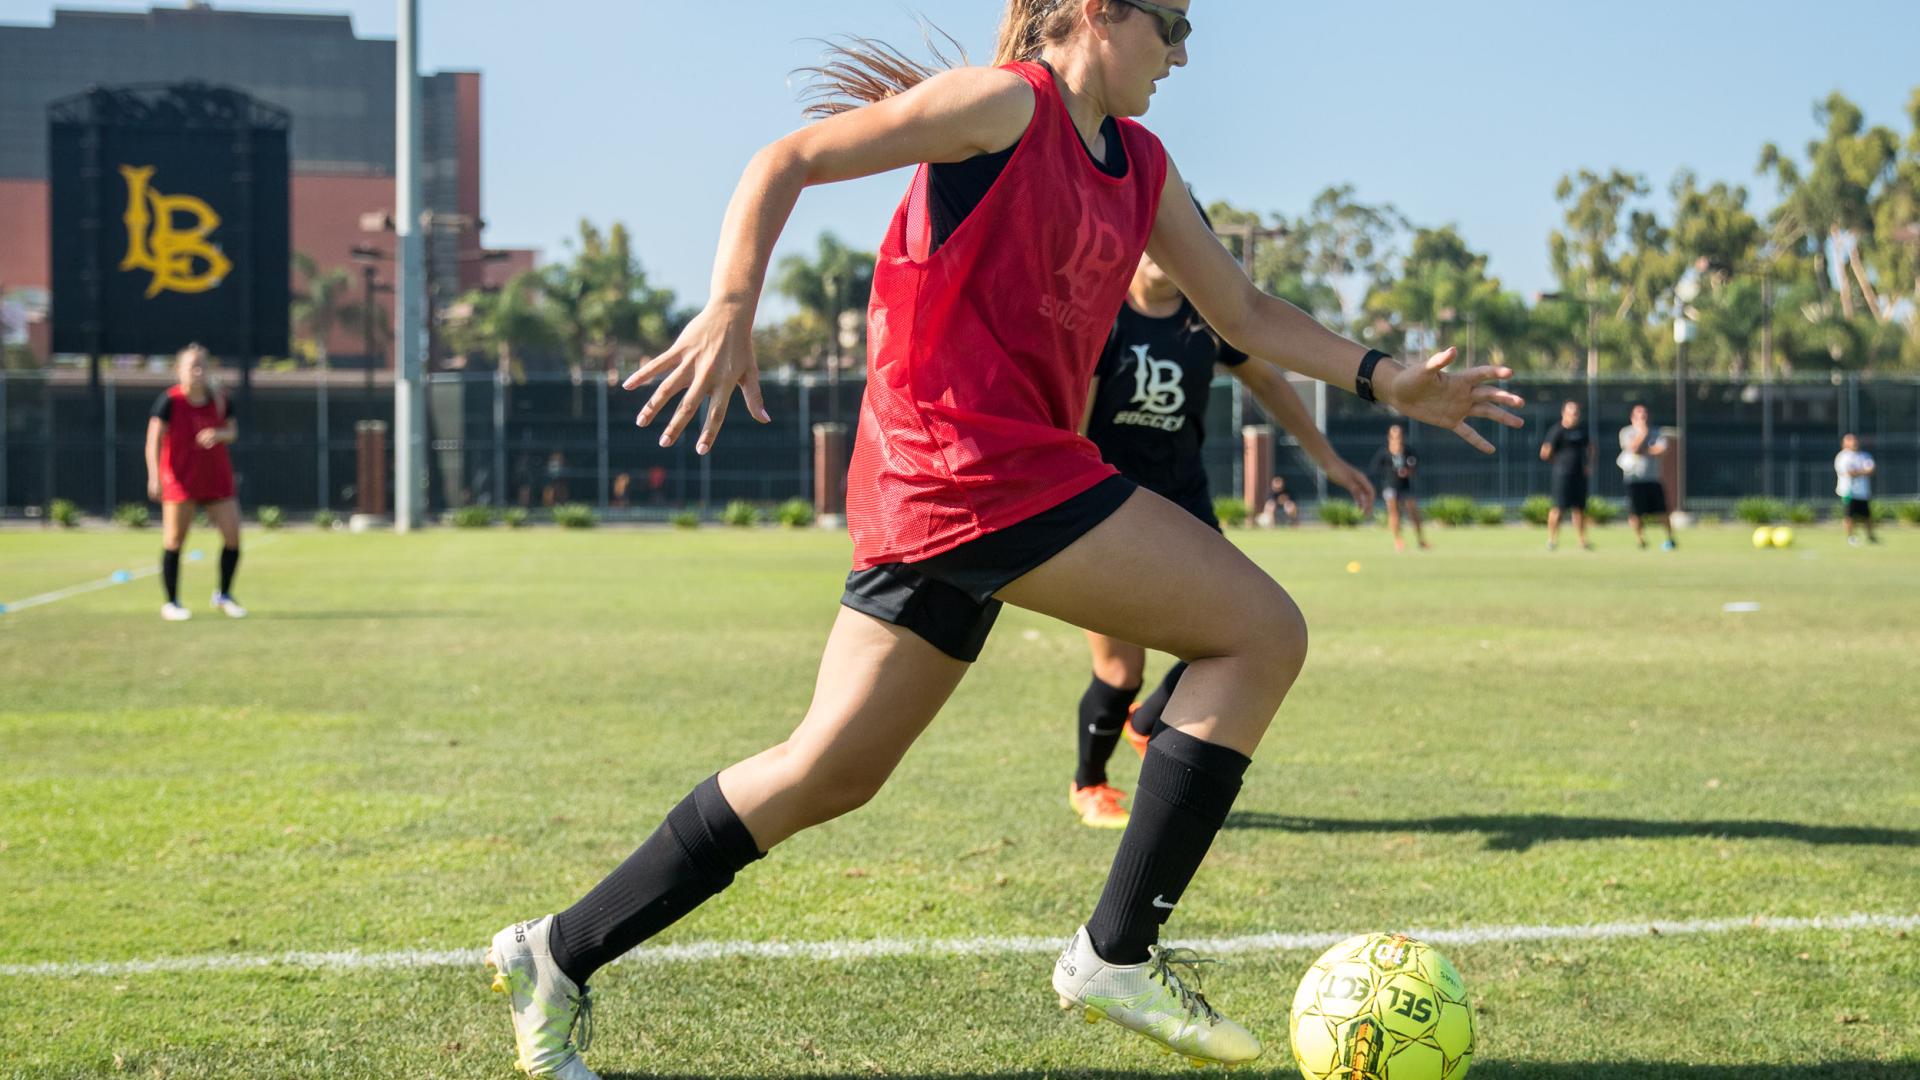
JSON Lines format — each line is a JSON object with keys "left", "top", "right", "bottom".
{"left": 4, "top": 367, "right": 1916, "bottom": 519}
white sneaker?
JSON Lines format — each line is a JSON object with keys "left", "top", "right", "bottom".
{"left": 1052, "top": 925, "right": 1262, "bottom": 1067}
{"left": 161, "top": 602, "right": 192, "bottom": 622}
{"left": 211, "top": 592, "right": 247, "bottom": 618}
{"left": 486, "top": 916, "right": 599, "bottom": 1079}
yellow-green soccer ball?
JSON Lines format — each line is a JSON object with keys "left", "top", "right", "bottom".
{"left": 1290, "top": 932, "right": 1474, "bottom": 1080}
{"left": 1752, "top": 526, "right": 1773, "bottom": 549}
{"left": 1770, "top": 526, "right": 1794, "bottom": 548}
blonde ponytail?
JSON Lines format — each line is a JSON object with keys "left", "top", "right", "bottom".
{"left": 799, "top": 1, "right": 1099, "bottom": 119}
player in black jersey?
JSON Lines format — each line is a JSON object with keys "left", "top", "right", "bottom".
{"left": 1370, "top": 422, "right": 1429, "bottom": 552}
{"left": 1067, "top": 246, "right": 1376, "bottom": 828}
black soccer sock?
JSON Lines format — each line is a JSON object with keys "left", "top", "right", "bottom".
{"left": 161, "top": 549, "right": 181, "bottom": 605}
{"left": 547, "top": 774, "right": 764, "bottom": 987}
{"left": 218, "top": 546, "right": 240, "bottom": 596}
{"left": 1076, "top": 674, "right": 1141, "bottom": 788}
{"left": 1128, "top": 661, "right": 1188, "bottom": 740}
{"left": 1086, "top": 727, "right": 1250, "bottom": 965}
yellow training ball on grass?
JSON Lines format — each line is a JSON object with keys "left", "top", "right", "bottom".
{"left": 1346, "top": 561, "right": 1363, "bottom": 574}
{"left": 1291, "top": 932, "right": 1474, "bottom": 1080}
{"left": 1752, "top": 527, "right": 1773, "bottom": 549}
{"left": 1770, "top": 526, "right": 1794, "bottom": 548}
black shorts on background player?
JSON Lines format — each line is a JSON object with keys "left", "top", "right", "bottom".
{"left": 1552, "top": 472, "right": 1588, "bottom": 511}
{"left": 1845, "top": 497, "right": 1873, "bottom": 521}
{"left": 1628, "top": 481, "right": 1667, "bottom": 516}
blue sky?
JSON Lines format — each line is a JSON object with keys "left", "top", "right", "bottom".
{"left": 6, "top": 0, "right": 1919, "bottom": 315}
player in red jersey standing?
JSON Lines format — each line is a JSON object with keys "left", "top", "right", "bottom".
{"left": 144, "top": 344, "right": 246, "bottom": 621}
{"left": 486, "top": 4, "right": 1523, "bottom": 1076}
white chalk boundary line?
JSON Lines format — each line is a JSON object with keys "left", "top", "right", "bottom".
{"left": 0, "top": 564, "right": 159, "bottom": 613}
{"left": 0, "top": 537, "right": 275, "bottom": 615}
{"left": 3, "top": 912, "right": 1912, "bottom": 980}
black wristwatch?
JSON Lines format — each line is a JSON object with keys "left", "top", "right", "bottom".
{"left": 1354, "top": 349, "right": 1390, "bottom": 404}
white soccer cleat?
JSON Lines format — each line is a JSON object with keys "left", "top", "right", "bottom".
{"left": 160, "top": 602, "right": 192, "bottom": 622}
{"left": 486, "top": 916, "right": 599, "bottom": 1080}
{"left": 211, "top": 592, "right": 247, "bottom": 619}
{"left": 1052, "top": 925, "right": 1262, "bottom": 1068}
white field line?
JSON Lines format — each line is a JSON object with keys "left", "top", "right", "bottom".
{"left": 2, "top": 912, "right": 1913, "bottom": 980}
{"left": 0, "top": 564, "right": 158, "bottom": 613}
{"left": 0, "top": 537, "right": 276, "bottom": 615}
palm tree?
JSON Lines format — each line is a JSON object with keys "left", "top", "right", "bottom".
{"left": 291, "top": 252, "right": 353, "bottom": 370}
{"left": 772, "top": 232, "right": 875, "bottom": 369}
{"left": 291, "top": 252, "right": 355, "bottom": 509}
{"left": 443, "top": 270, "right": 559, "bottom": 379}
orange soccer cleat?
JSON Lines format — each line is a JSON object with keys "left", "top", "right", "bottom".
{"left": 1069, "top": 782, "right": 1131, "bottom": 829}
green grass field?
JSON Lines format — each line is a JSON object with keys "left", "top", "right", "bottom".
{"left": 2, "top": 522, "right": 1917, "bottom": 1079}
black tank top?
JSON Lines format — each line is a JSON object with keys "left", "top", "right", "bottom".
{"left": 928, "top": 107, "right": 1125, "bottom": 251}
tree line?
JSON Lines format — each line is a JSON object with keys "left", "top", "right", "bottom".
{"left": 289, "top": 86, "right": 1920, "bottom": 380}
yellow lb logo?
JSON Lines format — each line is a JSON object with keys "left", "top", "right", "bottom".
{"left": 119, "top": 164, "right": 232, "bottom": 298}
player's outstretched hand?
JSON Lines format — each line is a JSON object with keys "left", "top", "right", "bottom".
{"left": 623, "top": 304, "right": 771, "bottom": 455}
{"left": 1327, "top": 458, "right": 1376, "bottom": 516}
{"left": 1380, "top": 347, "right": 1525, "bottom": 454}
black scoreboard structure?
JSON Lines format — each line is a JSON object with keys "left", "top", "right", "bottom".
{"left": 49, "top": 82, "right": 290, "bottom": 374}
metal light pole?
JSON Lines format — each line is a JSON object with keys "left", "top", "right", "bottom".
{"left": 1759, "top": 267, "right": 1774, "bottom": 496}
{"left": 1673, "top": 277, "right": 1700, "bottom": 513}
{"left": 393, "top": 0, "right": 427, "bottom": 531}
{"left": 1583, "top": 299, "right": 1599, "bottom": 460}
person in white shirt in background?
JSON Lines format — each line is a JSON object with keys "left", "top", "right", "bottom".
{"left": 1835, "top": 433, "right": 1879, "bottom": 546}
{"left": 1618, "top": 404, "right": 1675, "bottom": 550}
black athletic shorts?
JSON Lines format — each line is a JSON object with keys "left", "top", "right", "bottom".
{"left": 1845, "top": 496, "right": 1873, "bottom": 520}
{"left": 1627, "top": 481, "right": 1667, "bottom": 517}
{"left": 840, "top": 474, "right": 1137, "bottom": 662}
{"left": 1552, "top": 472, "right": 1589, "bottom": 511}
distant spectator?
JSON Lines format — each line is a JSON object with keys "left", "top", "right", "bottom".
{"left": 1370, "top": 423, "right": 1428, "bottom": 552}
{"left": 1257, "top": 475, "right": 1298, "bottom": 527}
{"left": 1540, "top": 399, "right": 1593, "bottom": 551}
{"left": 612, "top": 472, "right": 631, "bottom": 509}
{"left": 1835, "top": 432, "right": 1879, "bottom": 546}
{"left": 542, "top": 452, "right": 569, "bottom": 507}
{"left": 646, "top": 465, "right": 669, "bottom": 504}
{"left": 1617, "top": 403, "right": 1674, "bottom": 551}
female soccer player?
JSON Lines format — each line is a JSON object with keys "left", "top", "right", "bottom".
{"left": 144, "top": 343, "right": 245, "bottom": 621}
{"left": 1371, "top": 422, "right": 1430, "bottom": 552}
{"left": 1068, "top": 245, "right": 1375, "bottom": 829}
{"left": 487, "top": 4, "right": 1522, "bottom": 1076}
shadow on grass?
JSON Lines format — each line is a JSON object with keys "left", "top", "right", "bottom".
{"left": 1222, "top": 812, "right": 1920, "bottom": 852}
{"left": 611, "top": 1064, "right": 1918, "bottom": 1080}
{"left": 242, "top": 609, "right": 478, "bottom": 621}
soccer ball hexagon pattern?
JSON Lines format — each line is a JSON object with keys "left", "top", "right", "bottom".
{"left": 1290, "top": 932, "right": 1474, "bottom": 1080}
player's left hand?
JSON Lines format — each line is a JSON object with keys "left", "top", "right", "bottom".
{"left": 196, "top": 428, "right": 220, "bottom": 448}
{"left": 1380, "top": 347, "right": 1524, "bottom": 454}
{"left": 1327, "top": 458, "right": 1375, "bottom": 515}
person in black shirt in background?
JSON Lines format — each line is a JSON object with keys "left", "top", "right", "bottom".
{"left": 1369, "top": 423, "right": 1428, "bottom": 552}
{"left": 1540, "top": 399, "right": 1595, "bottom": 551}
{"left": 1258, "top": 475, "right": 1298, "bottom": 527}
{"left": 1066, "top": 243, "right": 1375, "bottom": 829}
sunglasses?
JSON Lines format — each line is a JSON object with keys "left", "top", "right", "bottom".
{"left": 1113, "top": 0, "right": 1192, "bottom": 46}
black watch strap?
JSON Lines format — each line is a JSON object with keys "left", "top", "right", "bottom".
{"left": 1355, "top": 349, "right": 1389, "bottom": 403}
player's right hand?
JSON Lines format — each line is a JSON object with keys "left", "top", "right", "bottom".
{"left": 147, "top": 479, "right": 161, "bottom": 502}
{"left": 623, "top": 303, "right": 771, "bottom": 456}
